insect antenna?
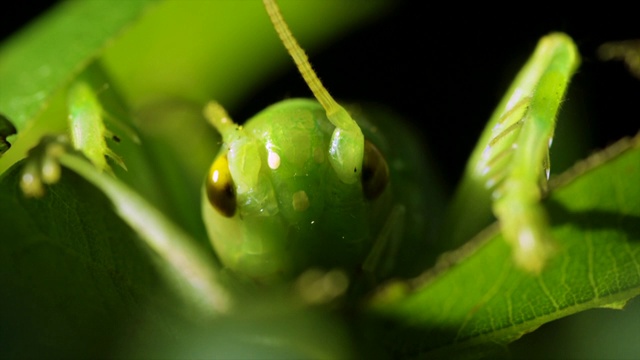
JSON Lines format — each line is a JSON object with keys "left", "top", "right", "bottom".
{"left": 262, "top": 0, "right": 365, "bottom": 184}
{"left": 262, "top": 0, "right": 358, "bottom": 132}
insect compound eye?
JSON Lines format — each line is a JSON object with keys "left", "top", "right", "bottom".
{"left": 205, "top": 153, "right": 237, "bottom": 217}
{"left": 361, "top": 139, "right": 389, "bottom": 200}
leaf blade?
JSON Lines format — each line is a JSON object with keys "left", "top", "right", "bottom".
{"left": 0, "top": 0, "right": 159, "bottom": 132}
{"left": 368, "top": 134, "right": 640, "bottom": 357}
{"left": 0, "top": 160, "right": 175, "bottom": 357}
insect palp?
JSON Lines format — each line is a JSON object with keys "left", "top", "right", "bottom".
{"left": 19, "top": 134, "right": 72, "bottom": 198}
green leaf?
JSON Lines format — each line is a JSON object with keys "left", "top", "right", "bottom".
{"left": 368, "top": 135, "right": 640, "bottom": 357}
{"left": 0, "top": 161, "right": 174, "bottom": 357}
{"left": 59, "top": 154, "right": 229, "bottom": 314}
{"left": 0, "top": 0, "right": 158, "bottom": 133}
{"left": 0, "top": 155, "right": 354, "bottom": 358}
{"left": 0, "top": 0, "right": 158, "bottom": 172}
{"left": 100, "top": 0, "right": 390, "bottom": 108}
{"left": 0, "top": 152, "right": 233, "bottom": 355}
{"left": 117, "top": 291, "right": 355, "bottom": 359}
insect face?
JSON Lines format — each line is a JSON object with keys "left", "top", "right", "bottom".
{"left": 203, "top": 99, "right": 391, "bottom": 282}
{"left": 202, "top": 0, "right": 394, "bottom": 283}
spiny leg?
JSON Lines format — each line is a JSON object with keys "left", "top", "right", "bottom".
{"left": 470, "top": 33, "right": 580, "bottom": 272}
{"left": 494, "top": 35, "right": 578, "bottom": 272}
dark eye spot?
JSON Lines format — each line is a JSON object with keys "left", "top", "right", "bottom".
{"left": 112, "top": 135, "right": 121, "bottom": 143}
{"left": 205, "top": 153, "right": 236, "bottom": 217}
{"left": 361, "top": 139, "right": 389, "bottom": 200}
{"left": 0, "top": 113, "right": 17, "bottom": 155}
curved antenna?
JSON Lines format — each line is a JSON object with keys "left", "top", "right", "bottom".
{"left": 262, "top": 0, "right": 356, "bottom": 131}
{"left": 263, "top": 0, "right": 365, "bottom": 184}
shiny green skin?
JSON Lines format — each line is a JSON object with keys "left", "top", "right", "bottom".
{"left": 203, "top": 99, "right": 387, "bottom": 282}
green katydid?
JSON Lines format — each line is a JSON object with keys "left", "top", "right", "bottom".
{"left": 17, "top": 0, "right": 581, "bottom": 285}
{"left": 201, "top": 0, "right": 408, "bottom": 283}
{"left": 202, "top": 0, "right": 581, "bottom": 280}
